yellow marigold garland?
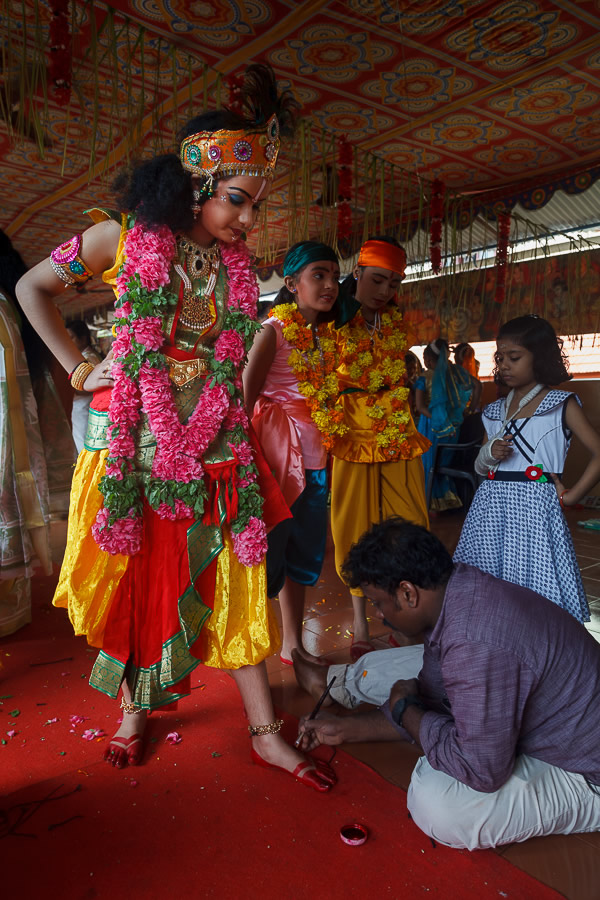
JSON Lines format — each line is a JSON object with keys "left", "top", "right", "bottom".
{"left": 270, "top": 303, "right": 348, "bottom": 452}
{"left": 338, "top": 307, "right": 412, "bottom": 458}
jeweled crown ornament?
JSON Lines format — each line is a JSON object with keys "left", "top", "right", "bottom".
{"left": 180, "top": 114, "right": 280, "bottom": 181}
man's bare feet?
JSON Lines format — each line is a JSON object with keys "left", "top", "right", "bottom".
{"left": 291, "top": 649, "right": 332, "bottom": 703}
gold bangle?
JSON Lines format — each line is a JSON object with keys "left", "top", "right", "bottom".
{"left": 70, "top": 361, "right": 95, "bottom": 392}
{"left": 248, "top": 718, "right": 284, "bottom": 737}
{"left": 120, "top": 696, "right": 145, "bottom": 715}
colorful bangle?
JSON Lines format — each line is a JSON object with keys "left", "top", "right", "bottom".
{"left": 50, "top": 234, "right": 93, "bottom": 285}
{"left": 559, "top": 489, "right": 570, "bottom": 509}
{"left": 70, "top": 361, "right": 95, "bottom": 392}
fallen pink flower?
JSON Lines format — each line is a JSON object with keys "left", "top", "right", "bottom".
{"left": 166, "top": 731, "right": 182, "bottom": 744}
{"left": 44, "top": 717, "right": 59, "bottom": 726}
{"left": 7, "top": 730, "right": 16, "bottom": 738}
{"left": 69, "top": 715, "right": 88, "bottom": 727}
{"left": 81, "top": 728, "right": 106, "bottom": 741}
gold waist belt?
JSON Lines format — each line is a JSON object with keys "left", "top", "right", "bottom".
{"left": 165, "top": 355, "right": 209, "bottom": 389}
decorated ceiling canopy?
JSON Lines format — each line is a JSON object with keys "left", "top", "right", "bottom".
{"left": 1, "top": 0, "right": 600, "bottom": 334}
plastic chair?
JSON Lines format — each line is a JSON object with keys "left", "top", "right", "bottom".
{"left": 425, "top": 438, "right": 481, "bottom": 510}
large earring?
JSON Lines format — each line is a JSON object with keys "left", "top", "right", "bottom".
{"left": 191, "top": 189, "right": 202, "bottom": 219}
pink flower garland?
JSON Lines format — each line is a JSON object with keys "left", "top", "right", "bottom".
{"left": 92, "top": 224, "right": 267, "bottom": 566}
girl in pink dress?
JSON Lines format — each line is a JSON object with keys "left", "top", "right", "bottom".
{"left": 244, "top": 241, "right": 341, "bottom": 665}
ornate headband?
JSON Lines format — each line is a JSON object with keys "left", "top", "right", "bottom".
{"left": 180, "top": 114, "right": 280, "bottom": 182}
{"left": 357, "top": 240, "right": 407, "bottom": 278}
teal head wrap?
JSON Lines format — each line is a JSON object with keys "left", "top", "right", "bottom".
{"left": 283, "top": 241, "right": 339, "bottom": 277}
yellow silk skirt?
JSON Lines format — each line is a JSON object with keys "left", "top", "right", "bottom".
{"left": 331, "top": 455, "right": 429, "bottom": 597}
{"left": 53, "top": 448, "right": 279, "bottom": 671}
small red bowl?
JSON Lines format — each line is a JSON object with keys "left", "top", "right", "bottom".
{"left": 340, "top": 823, "right": 368, "bottom": 846}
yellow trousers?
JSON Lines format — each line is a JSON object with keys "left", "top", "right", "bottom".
{"left": 331, "top": 456, "right": 429, "bottom": 596}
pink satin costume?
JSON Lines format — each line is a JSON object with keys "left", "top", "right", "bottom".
{"left": 252, "top": 317, "right": 326, "bottom": 506}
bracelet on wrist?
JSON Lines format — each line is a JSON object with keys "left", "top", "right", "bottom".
{"left": 559, "top": 489, "right": 570, "bottom": 509}
{"left": 70, "top": 361, "right": 95, "bottom": 392}
{"left": 67, "top": 360, "right": 86, "bottom": 381}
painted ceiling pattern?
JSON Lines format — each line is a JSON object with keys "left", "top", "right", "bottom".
{"left": 1, "top": 0, "right": 600, "bottom": 315}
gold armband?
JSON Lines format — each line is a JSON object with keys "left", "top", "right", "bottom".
{"left": 50, "top": 234, "right": 93, "bottom": 285}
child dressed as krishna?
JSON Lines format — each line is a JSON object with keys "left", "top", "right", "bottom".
{"left": 16, "top": 65, "right": 336, "bottom": 793}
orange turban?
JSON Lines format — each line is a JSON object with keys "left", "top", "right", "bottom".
{"left": 357, "top": 240, "right": 407, "bottom": 278}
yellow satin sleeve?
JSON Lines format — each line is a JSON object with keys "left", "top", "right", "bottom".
{"left": 85, "top": 208, "right": 128, "bottom": 296}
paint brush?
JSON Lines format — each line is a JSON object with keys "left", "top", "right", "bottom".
{"left": 294, "top": 675, "right": 336, "bottom": 747}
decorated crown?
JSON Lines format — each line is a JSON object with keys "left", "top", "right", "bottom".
{"left": 180, "top": 113, "right": 280, "bottom": 181}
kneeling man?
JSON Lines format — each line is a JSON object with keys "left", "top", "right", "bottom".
{"left": 296, "top": 518, "right": 600, "bottom": 850}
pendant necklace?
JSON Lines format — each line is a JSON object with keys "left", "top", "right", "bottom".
{"left": 174, "top": 236, "right": 221, "bottom": 330}
{"left": 364, "top": 310, "right": 381, "bottom": 340}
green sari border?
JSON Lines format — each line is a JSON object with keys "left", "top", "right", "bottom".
{"left": 88, "top": 583, "right": 213, "bottom": 710}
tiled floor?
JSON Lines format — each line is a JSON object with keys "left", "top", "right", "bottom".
{"left": 266, "top": 507, "right": 600, "bottom": 900}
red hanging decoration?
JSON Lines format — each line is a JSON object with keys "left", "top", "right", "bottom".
{"left": 337, "top": 135, "right": 353, "bottom": 242}
{"left": 429, "top": 178, "right": 444, "bottom": 275}
{"left": 494, "top": 211, "right": 511, "bottom": 304}
{"left": 226, "top": 73, "right": 244, "bottom": 116}
{"left": 49, "top": 0, "right": 72, "bottom": 104}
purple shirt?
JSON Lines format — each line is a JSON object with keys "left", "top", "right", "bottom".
{"left": 417, "top": 564, "right": 600, "bottom": 792}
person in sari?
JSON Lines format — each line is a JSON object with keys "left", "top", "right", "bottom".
{"left": 15, "top": 66, "right": 335, "bottom": 792}
{"left": 0, "top": 233, "right": 53, "bottom": 637}
{"left": 415, "top": 338, "right": 480, "bottom": 510}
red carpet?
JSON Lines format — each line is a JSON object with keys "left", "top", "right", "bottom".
{"left": 1, "top": 573, "right": 562, "bottom": 899}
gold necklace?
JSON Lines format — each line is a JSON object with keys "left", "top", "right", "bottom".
{"left": 174, "top": 236, "right": 221, "bottom": 330}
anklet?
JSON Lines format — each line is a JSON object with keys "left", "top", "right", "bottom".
{"left": 120, "top": 696, "right": 145, "bottom": 715}
{"left": 248, "top": 719, "right": 284, "bottom": 737}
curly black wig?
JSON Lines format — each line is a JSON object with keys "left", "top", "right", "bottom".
{"left": 493, "top": 315, "right": 571, "bottom": 386}
{"left": 113, "top": 64, "right": 299, "bottom": 233}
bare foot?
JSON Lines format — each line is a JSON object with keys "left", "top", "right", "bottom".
{"left": 351, "top": 621, "right": 370, "bottom": 644}
{"left": 350, "top": 594, "right": 370, "bottom": 644}
{"left": 104, "top": 706, "right": 148, "bottom": 768}
{"left": 282, "top": 644, "right": 329, "bottom": 666}
{"left": 251, "top": 732, "right": 335, "bottom": 790}
{"left": 291, "top": 649, "right": 332, "bottom": 703}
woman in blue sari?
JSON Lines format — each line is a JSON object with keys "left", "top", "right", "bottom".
{"left": 415, "top": 338, "right": 480, "bottom": 510}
